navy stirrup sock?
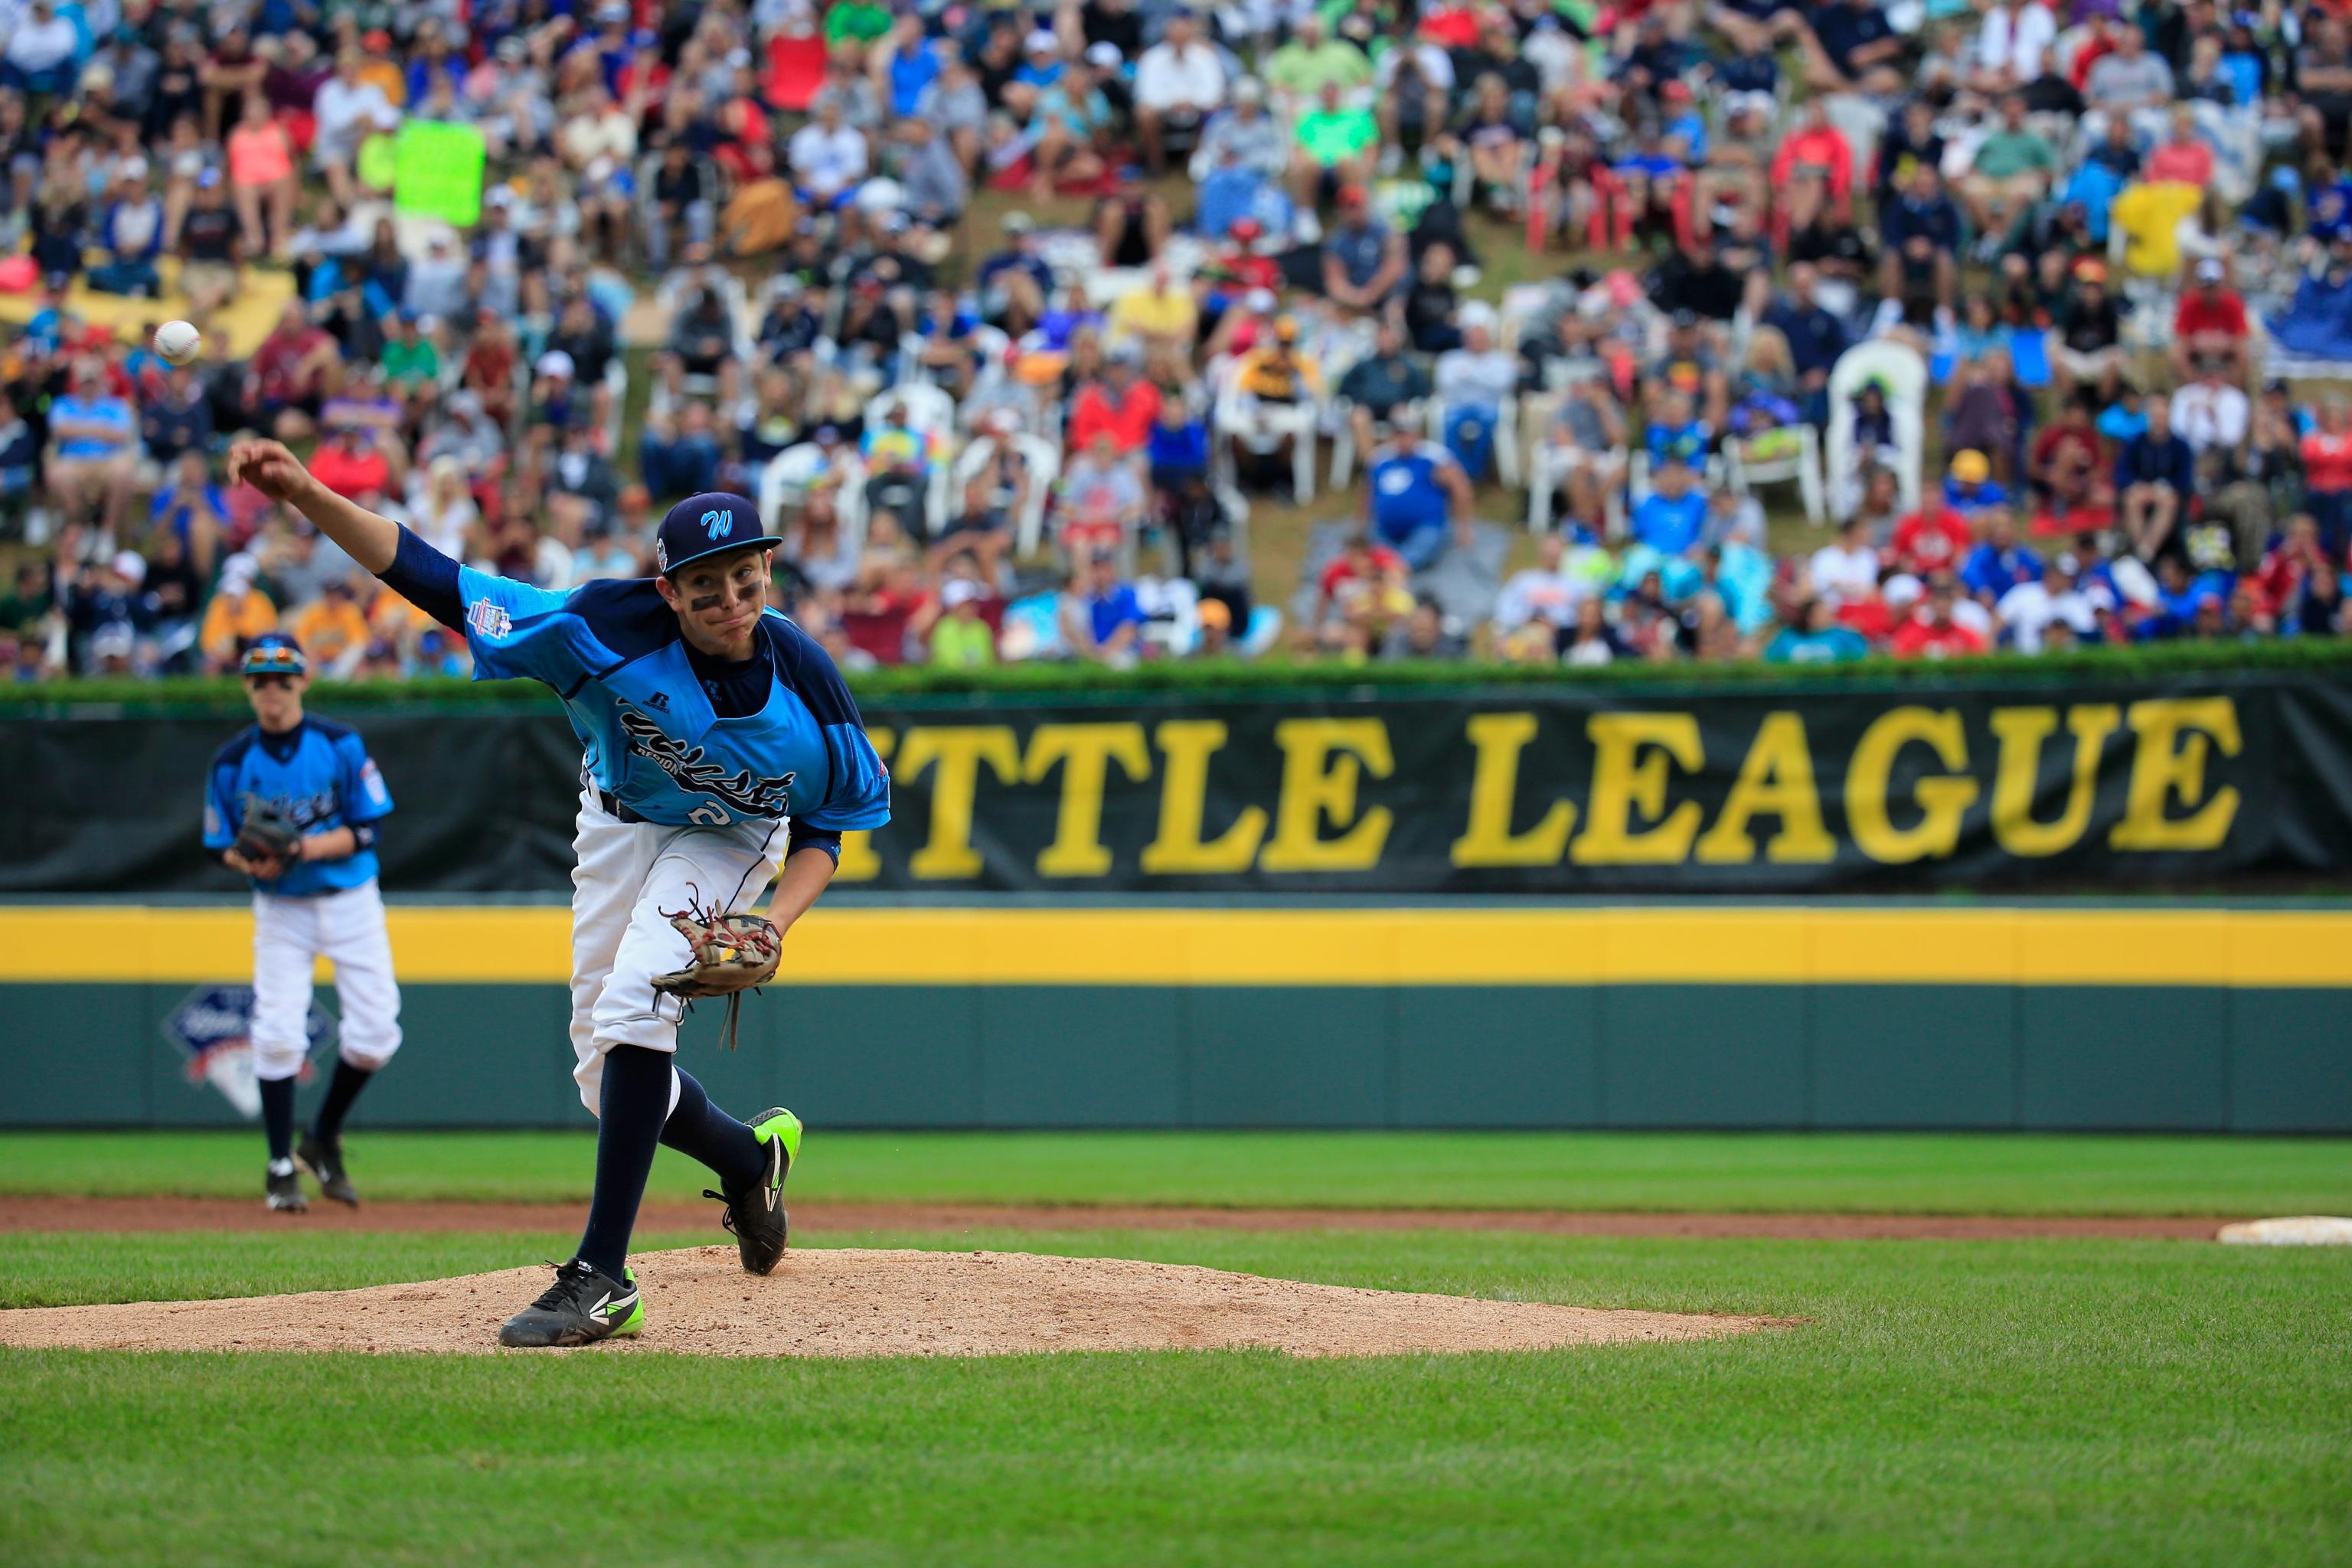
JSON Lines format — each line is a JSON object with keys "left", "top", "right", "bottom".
{"left": 259, "top": 1075, "right": 297, "bottom": 1165}
{"left": 661, "top": 1069, "right": 767, "bottom": 1193}
{"left": 311, "top": 1058, "right": 375, "bottom": 1144}
{"left": 576, "top": 1046, "right": 673, "bottom": 1279}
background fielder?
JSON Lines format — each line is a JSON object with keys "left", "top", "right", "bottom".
{"left": 202, "top": 632, "right": 400, "bottom": 1213}
{"left": 225, "top": 436, "right": 890, "bottom": 1348}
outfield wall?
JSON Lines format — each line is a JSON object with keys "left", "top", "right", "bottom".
{"left": 5, "top": 905, "right": 2347, "bottom": 1132}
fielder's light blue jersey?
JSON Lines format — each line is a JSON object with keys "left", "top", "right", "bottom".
{"left": 203, "top": 717, "right": 394, "bottom": 896}
{"left": 454, "top": 570, "right": 890, "bottom": 832}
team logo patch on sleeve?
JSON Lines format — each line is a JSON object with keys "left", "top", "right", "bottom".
{"left": 466, "top": 599, "right": 512, "bottom": 639}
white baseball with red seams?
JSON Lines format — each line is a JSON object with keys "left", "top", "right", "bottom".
{"left": 153, "top": 320, "right": 202, "bottom": 366}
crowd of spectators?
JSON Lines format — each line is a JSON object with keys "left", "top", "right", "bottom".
{"left": 5, "top": 0, "right": 2352, "bottom": 681}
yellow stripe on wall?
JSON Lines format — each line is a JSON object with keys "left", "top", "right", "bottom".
{"left": 2, "top": 906, "right": 2347, "bottom": 988}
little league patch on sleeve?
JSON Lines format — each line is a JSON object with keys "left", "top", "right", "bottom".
{"left": 361, "top": 759, "right": 390, "bottom": 809}
{"left": 467, "top": 598, "right": 512, "bottom": 639}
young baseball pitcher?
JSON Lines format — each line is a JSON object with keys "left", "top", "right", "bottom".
{"left": 204, "top": 632, "right": 402, "bottom": 1212}
{"left": 224, "top": 438, "right": 890, "bottom": 1348}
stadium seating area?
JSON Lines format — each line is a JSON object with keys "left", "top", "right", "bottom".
{"left": 4, "top": 0, "right": 2351, "bottom": 678}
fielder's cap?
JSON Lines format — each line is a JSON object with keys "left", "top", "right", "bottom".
{"left": 653, "top": 491, "right": 779, "bottom": 576}
{"left": 241, "top": 632, "right": 307, "bottom": 676}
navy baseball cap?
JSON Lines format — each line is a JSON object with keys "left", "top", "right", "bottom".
{"left": 652, "top": 492, "right": 779, "bottom": 577}
{"left": 240, "top": 632, "right": 306, "bottom": 677}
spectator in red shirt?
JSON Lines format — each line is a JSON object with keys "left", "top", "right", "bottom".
{"left": 1888, "top": 499, "right": 1975, "bottom": 576}
{"left": 1891, "top": 572, "right": 1991, "bottom": 658}
{"left": 2252, "top": 513, "right": 2331, "bottom": 622}
{"left": 2145, "top": 105, "right": 2216, "bottom": 188}
{"left": 1067, "top": 348, "right": 1164, "bottom": 455}
{"left": 2028, "top": 395, "right": 2113, "bottom": 536}
{"left": 1769, "top": 100, "right": 1856, "bottom": 243}
{"left": 242, "top": 302, "right": 341, "bottom": 441}
{"left": 1315, "top": 530, "right": 1413, "bottom": 655}
{"left": 308, "top": 425, "right": 395, "bottom": 501}
{"left": 2300, "top": 396, "right": 2352, "bottom": 555}
{"left": 2173, "top": 258, "right": 2251, "bottom": 383}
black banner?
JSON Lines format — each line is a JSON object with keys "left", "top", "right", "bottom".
{"left": 7, "top": 672, "right": 2350, "bottom": 894}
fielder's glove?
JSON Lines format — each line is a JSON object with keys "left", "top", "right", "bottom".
{"left": 649, "top": 889, "right": 782, "bottom": 1050}
{"left": 233, "top": 794, "right": 302, "bottom": 877}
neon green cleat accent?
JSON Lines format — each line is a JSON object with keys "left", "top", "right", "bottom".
{"left": 609, "top": 1270, "right": 645, "bottom": 1338}
{"left": 750, "top": 1108, "right": 802, "bottom": 1173}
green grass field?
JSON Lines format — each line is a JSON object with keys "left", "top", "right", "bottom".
{"left": 4, "top": 1132, "right": 2348, "bottom": 1566}
{"left": 4, "top": 1226, "right": 2349, "bottom": 1566}
{"left": 3, "top": 1129, "right": 2348, "bottom": 1214}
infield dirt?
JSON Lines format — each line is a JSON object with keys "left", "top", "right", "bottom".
{"left": 0, "top": 1243, "right": 1786, "bottom": 1357}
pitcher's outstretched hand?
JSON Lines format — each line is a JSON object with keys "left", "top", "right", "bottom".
{"left": 226, "top": 439, "right": 313, "bottom": 505}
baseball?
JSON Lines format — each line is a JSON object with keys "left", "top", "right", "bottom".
{"left": 152, "top": 319, "right": 202, "bottom": 367}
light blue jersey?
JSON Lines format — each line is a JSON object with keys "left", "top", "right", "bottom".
{"left": 454, "top": 570, "right": 890, "bottom": 832}
{"left": 204, "top": 717, "right": 394, "bottom": 896}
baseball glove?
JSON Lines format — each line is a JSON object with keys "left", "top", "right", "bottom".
{"left": 234, "top": 793, "right": 302, "bottom": 876}
{"left": 649, "top": 889, "right": 782, "bottom": 1051}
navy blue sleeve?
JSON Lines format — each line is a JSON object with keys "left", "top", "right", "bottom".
{"left": 384, "top": 525, "right": 466, "bottom": 631}
{"left": 789, "top": 825, "right": 844, "bottom": 866}
{"left": 766, "top": 612, "right": 892, "bottom": 832}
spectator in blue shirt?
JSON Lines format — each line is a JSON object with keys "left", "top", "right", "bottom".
{"left": 1961, "top": 513, "right": 2043, "bottom": 606}
{"left": 1880, "top": 163, "right": 1963, "bottom": 309}
{"left": 2117, "top": 398, "right": 2197, "bottom": 561}
{"left": 1065, "top": 551, "right": 1145, "bottom": 665}
{"left": 1764, "top": 263, "right": 1851, "bottom": 417}
{"left": 1765, "top": 596, "right": 1872, "bottom": 662}
{"left": 47, "top": 361, "right": 142, "bottom": 537}
{"left": 1805, "top": 0, "right": 1906, "bottom": 96}
{"left": 1366, "top": 422, "right": 1474, "bottom": 570}
{"left": 1632, "top": 456, "right": 1710, "bottom": 554}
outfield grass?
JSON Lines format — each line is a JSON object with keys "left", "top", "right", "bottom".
{"left": 3, "top": 1226, "right": 2347, "bottom": 1566}
{"left": 3, "top": 1129, "right": 2348, "bottom": 1215}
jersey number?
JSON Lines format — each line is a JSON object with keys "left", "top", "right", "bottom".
{"left": 688, "top": 802, "right": 734, "bottom": 826}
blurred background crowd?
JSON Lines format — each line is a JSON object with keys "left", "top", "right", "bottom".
{"left": 5, "top": 0, "right": 2352, "bottom": 679}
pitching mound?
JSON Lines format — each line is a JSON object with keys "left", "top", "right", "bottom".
{"left": 0, "top": 1246, "right": 1781, "bottom": 1358}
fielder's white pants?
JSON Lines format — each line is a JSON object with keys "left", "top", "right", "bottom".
{"left": 251, "top": 879, "right": 403, "bottom": 1082}
{"left": 568, "top": 787, "right": 786, "bottom": 1118}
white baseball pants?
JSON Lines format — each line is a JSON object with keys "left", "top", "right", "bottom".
{"left": 567, "top": 788, "right": 786, "bottom": 1118}
{"left": 250, "top": 880, "right": 403, "bottom": 1082}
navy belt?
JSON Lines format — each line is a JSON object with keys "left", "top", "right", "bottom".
{"left": 585, "top": 773, "right": 648, "bottom": 824}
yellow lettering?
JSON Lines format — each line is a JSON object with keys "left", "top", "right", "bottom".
{"left": 1140, "top": 720, "right": 1266, "bottom": 874}
{"left": 828, "top": 730, "right": 894, "bottom": 882}
{"left": 1694, "top": 711, "right": 1835, "bottom": 864}
{"left": 1451, "top": 712, "right": 1576, "bottom": 867}
{"left": 1023, "top": 723, "right": 1151, "bottom": 877}
{"left": 1258, "top": 718, "right": 1394, "bottom": 872}
{"left": 1571, "top": 713, "right": 1704, "bottom": 864}
{"left": 1845, "top": 707, "right": 1978, "bottom": 863}
{"left": 2109, "top": 697, "right": 2242, "bottom": 851}
{"left": 892, "top": 726, "right": 1021, "bottom": 880}
{"left": 1989, "top": 704, "right": 2122, "bottom": 858}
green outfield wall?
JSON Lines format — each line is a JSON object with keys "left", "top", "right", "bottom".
{"left": 8, "top": 905, "right": 2347, "bottom": 1132}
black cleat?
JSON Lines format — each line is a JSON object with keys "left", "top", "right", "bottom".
{"left": 708, "top": 1107, "right": 799, "bottom": 1276}
{"left": 497, "top": 1259, "right": 643, "bottom": 1348}
{"left": 296, "top": 1132, "right": 359, "bottom": 1206}
{"left": 265, "top": 1162, "right": 308, "bottom": 1213}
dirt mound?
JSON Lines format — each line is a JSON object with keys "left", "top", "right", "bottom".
{"left": 0, "top": 1246, "right": 1782, "bottom": 1357}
